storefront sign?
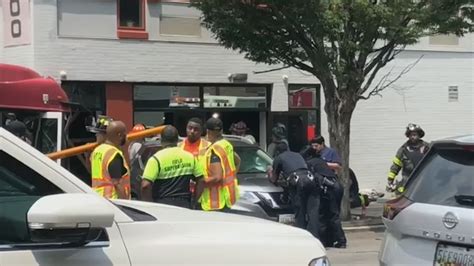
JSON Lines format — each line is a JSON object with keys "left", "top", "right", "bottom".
{"left": 2, "top": 0, "right": 31, "bottom": 47}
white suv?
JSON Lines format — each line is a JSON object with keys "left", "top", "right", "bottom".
{"left": 379, "top": 135, "right": 474, "bottom": 265}
{"left": 0, "top": 128, "right": 328, "bottom": 265}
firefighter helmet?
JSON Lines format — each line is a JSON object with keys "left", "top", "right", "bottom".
{"left": 131, "top": 123, "right": 146, "bottom": 133}
{"left": 405, "top": 123, "right": 425, "bottom": 138}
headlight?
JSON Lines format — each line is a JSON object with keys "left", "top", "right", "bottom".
{"left": 240, "top": 191, "right": 260, "bottom": 203}
{"left": 309, "top": 256, "right": 331, "bottom": 266}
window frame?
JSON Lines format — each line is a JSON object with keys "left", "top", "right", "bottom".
{"left": 117, "top": 0, "right": 149, "bottom": 39}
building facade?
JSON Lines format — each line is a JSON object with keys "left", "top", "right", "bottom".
{"left": 1, "top": 0, "right": 472, "bottom": 189}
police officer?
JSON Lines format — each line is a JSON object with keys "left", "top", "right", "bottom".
{"left": 270, "top": 142, "right": 320, "bottom": 239}
{"left": 387, "top": 123, "right": 430, "bottom": 194}
{"left": 305, "top": 147, "right": 347, "bottom": 248}
{"left": 141, "top": 125, "right": 204, "bottom": 208}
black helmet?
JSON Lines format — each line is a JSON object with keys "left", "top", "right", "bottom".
{"left": 272, "top": 123, "right": 287, "bottom": 139}
{"left": 405, "top": 123, "right": 425, "bottom": 138}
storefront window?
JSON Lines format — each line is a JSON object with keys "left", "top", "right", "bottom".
{"left": 203, "top": 86, "right": 267, "bottom": 108}
{"left": 134, "top": 111, "right": 165, "bottom": 127}
{"left": 134, "top": 85, "right": 200, "bottom": 109}
{"left": 62, "top": 82, "right": 106, "bottom": 111}
{"left": 270, "top": 84, "right": 321, "bottom": 152}
{"left": 288, "top": 85, "right": 317, "bottom": 109}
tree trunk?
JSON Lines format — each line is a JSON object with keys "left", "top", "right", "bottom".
{"left": 324, "top": 92, "right": 356, "bottom": 221}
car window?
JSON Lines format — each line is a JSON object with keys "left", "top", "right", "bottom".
{"left": 234, "top": 147, "right": 272, "bottom": 174}
{"left": 0, "top": 151, "right": 63, "bottom": 244}
{"left": 405, "top": 148, "right": 474, "bottom": 209}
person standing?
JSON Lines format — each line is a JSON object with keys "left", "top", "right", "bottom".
{"left": 4, "top": 120, "right": 32, "bottom": 145}
{"left": 128, "top": 123, "right": 146, "bottom": 163}
{"left": 196, "top": 117, "right": 240, "bottom": 211}
{"left": 387, "top": 123, "right": 429, "bottom": 194}
{"left": 141, "top": 126, "right": 204, "bottom": 208}
{"left": 178, "top": 117, "right": 210, "bottom": 160}
{"left": 304, "top": 147, "right": 347, "bottom": 248}
{"left": 267, "top": 123, "right": 288, "bottom": 158}
{"left": 310, "top": 136, "right": 342, "bottom": 173}
{"left": 91, "top": 121, "right": 130, "bottom": 199}
{"left": 229, "top": 121, "right": 256, "bottom": 144}
{"left": 270, "top": 143, "right": 321, "bottom": 239}
{"left": 86, "top": 115, "right": 113, "bottom": 144}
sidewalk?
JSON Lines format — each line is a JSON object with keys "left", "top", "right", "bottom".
{"left": 342, "top": 201, "right": 385, "bottom": 231}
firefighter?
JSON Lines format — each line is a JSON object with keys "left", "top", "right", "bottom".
{"left": 86, "top": 115, "right": 113, "bottom": 144}
{"left": 141, "top": 125, "right": 204, "bottom": 208}
{"left": 387, "top": 123, "right": 430, "bottom": 194}
{"left": 91, "top": 120, "right": 130, "bottom": 199}
{"left": 196, "top": 117, "right": 240, "bottom": 211}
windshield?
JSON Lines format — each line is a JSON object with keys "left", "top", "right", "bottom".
{"left": 405, "top": 147, "right": 474, "bottom": 209}
{"left": 234, "top": 146, "right": 272, "bottom": 174}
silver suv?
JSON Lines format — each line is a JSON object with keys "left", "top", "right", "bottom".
{"left": 379, "top": 135, "right": 474, "bottom": 265}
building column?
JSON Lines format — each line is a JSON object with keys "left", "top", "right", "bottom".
{"left": 106, "top": 82, "right": 133, "bottom": 131}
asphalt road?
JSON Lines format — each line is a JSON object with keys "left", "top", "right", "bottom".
{"left": 326, "top": 229, "right": 384, "bottom": 266}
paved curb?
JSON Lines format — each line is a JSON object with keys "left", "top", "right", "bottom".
{"left": 343, "top": 224, "right": 386, "bottom": 232}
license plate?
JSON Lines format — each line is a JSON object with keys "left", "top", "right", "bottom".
{"left": 434, "top": 243, "right": 474, "bottom": 266}
{"left": 278, "top": 214, "right": 295, "bottom": 224}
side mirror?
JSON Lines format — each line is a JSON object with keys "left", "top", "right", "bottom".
{"left": 27, "top": 194, "right": 115, "bottom": 246}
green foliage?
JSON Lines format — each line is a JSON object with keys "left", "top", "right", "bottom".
{"left": 192, "top": 0, "right": 473, "bottom": 97}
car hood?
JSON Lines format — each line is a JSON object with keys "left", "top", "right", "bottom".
{"left": 113, "top": 200, "right": 326, "bottom": 265}
{"left": 238, "top": 173, "right": 283, "bottom": 193}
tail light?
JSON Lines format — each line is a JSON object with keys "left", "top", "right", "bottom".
{"left": 383, "top": 196, "right": 413, "bottom": 220}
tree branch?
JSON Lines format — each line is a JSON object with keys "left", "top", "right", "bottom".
{"left": 253, "top": 65, "right": 291, "bottom": 74}
{"left": 358, "top": 55, "right": 423, "bottom": 100}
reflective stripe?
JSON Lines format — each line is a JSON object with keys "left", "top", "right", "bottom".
{"left": 392, "top": 157, "right": 403, "bottom": 167}
{"left": 199, "top": 139, "right": 238, "bottom": 210}
{"left": 91, "top": 144, "right": 130, "bottom": 199}
{"left": 388, "top": 172, "right": 397, "bottom": 180}
{"left": 92, "top": 147, "right": 118, "bottom": 199}
{"left": 211, "top": 141, "right": 239, "bottom": 207}
{"left": 209, "top": 187, "right": 220, "bottom": 209}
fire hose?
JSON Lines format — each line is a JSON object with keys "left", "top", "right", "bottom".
{"left": 47, "top": 126, "right": 166, "bottom": 160}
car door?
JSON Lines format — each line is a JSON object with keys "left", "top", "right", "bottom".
{"left": 0, "top": 128, "right": 131, "bottom": 266}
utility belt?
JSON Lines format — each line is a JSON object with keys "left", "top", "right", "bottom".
{"left": 277, "top": 169, "right": 314, "bottom": 188}
{"left": 318, "top": 175, "right": 337, "bottom": 188}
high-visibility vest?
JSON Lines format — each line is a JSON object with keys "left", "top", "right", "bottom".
{"left": 178, "top": 138, "right": 210, "bottom": 163}
{"left": 199, "top": 139, "right": 239, "bottom": 211}
{"left": 91, "top": 143, "right": 131, "bottom": 199}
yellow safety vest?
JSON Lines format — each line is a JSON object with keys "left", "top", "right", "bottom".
{"left": 91, "top": 143, "right": 131, "bottom": 199}
{"left": 199, "top": 139, "right": 239, "bottom": 211}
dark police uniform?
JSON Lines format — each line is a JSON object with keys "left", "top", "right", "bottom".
{"left": 142, "top": 146, "right": 204, "bottom": 208}
{"left": 273, "top": 151, "right": 321, "bottom": 238}
{"left": 307, "top": 155, "right": 347, "bottom": 248}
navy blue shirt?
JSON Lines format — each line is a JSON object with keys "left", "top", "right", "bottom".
{"left": 320, "top": 147, "right": 342, "bottom": 165}
{"left": 273, "top": 151, "right": 307, "bottom": 178}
